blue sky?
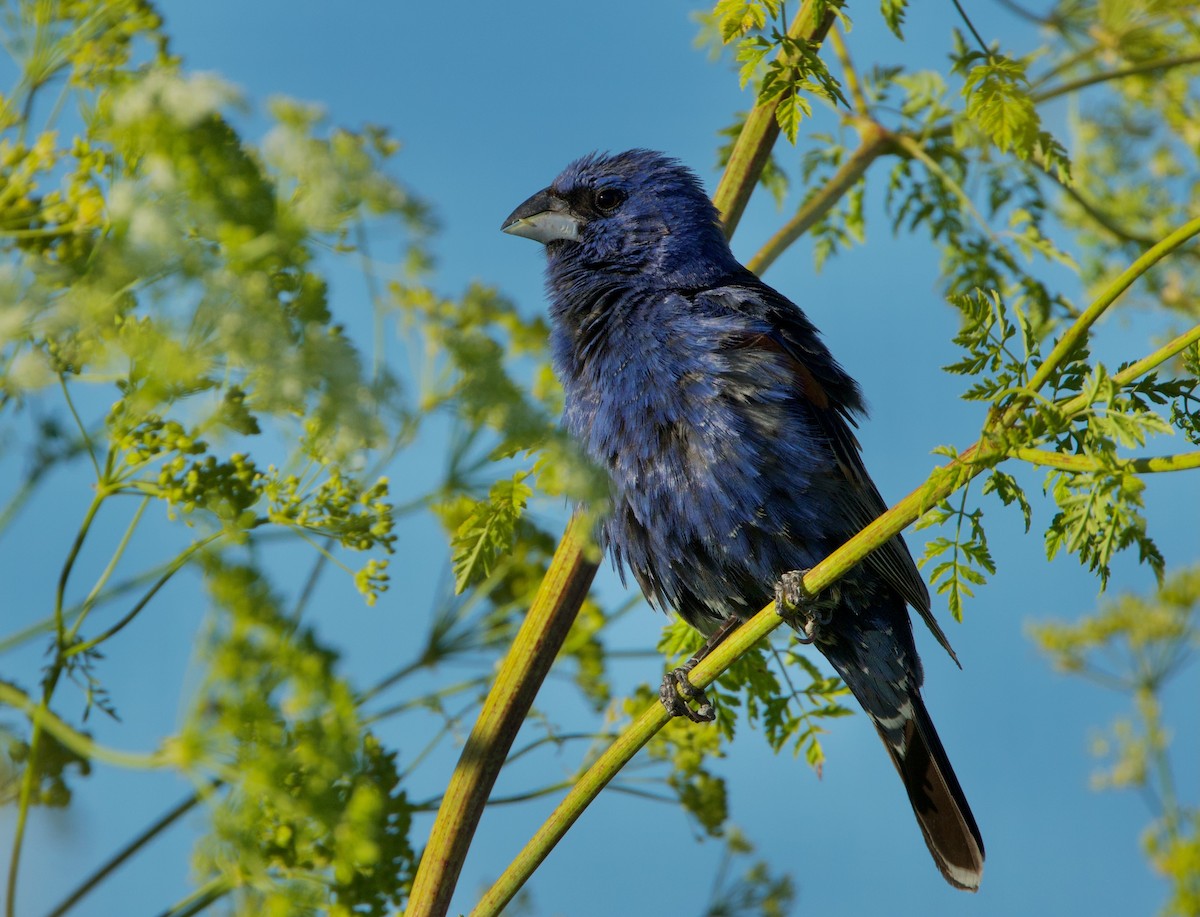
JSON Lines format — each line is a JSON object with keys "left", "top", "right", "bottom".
{"left": 3, "top": 2, "right": 1198, "bottom": 915}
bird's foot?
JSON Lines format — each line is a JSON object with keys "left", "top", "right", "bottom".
{"left": 775, "top": 569, "right": 837, "bottom": 645}
{"left": 659, "top": 664, "right": 716, "bottom": 724}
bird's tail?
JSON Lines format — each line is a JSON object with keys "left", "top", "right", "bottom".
{"left": 859, "top": 683, "right": 985, "bottom": 891}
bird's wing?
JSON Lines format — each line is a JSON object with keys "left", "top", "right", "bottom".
{"left": 703, "top": 282, "right": 959, "bottom": 665}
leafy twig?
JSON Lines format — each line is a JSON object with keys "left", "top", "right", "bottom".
{"left": 711, "top": 0, "right": 838, "bottom": 236}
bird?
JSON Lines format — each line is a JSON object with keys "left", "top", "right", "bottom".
{"left": 501, "top": 149, "right": 984, "bottom": 891}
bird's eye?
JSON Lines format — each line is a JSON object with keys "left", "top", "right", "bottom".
{"left": 595, "top": 188, "right": 625, "bottom": 212}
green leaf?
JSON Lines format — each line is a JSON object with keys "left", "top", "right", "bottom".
{"left": 880, "top": 0, "right": 907, "bottom": 38}
{"left": 450, "top": 471, "right": 533, "bottom": 592}
{"left": 962, "top": 56, "right": 1040, "bottom": 158}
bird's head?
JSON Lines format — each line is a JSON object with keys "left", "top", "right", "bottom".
{"left": 501, "top": 149, "right": 736, "bottom": 285}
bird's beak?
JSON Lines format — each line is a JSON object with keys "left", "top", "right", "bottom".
{"left": 501, "top": 188, "right": 582, "bottom": 244}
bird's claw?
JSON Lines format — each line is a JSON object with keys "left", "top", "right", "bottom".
{"left": 775, "top": 569, "right": 836, "bottom": 644}
{"left": 659, "top": 666, "right": 716, "bottom": 723}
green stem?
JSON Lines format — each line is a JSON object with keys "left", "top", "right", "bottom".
{"left": 0, "top": 682, "right": 168, "bottom": 771}
{"left": 711, "top": 0, "right": 837, "bottom": 236}
{"left": 62, "top": 533, "right": 223, "bottom": 658}
{"left": 1104, "top": 324, "right": 1200, "bottom": 392}
{"left": 1027, "top": 216, "right": 1200, "bottom": 395}
{"left": 1032, "top": 53, "right": 1200, "bottom": 105}
{"left": 828, "top": 27, "right": 867, "bottom": 116}
{"left": 154, "top": 875, "right": 231, "bottom": 917}
{"left": 404, "top": 510, "right": 599, "bottom": 917}
{"left": 9, "top": 489, "right": 109, "bottom": 915}
{"left": 46, "top": 788, "right": 210, "bottom": 917}
{"left": 55, "top": 491, "right": 107, "bottom": 643}
{"left": 66, "top": 497, "right": 149, "bottom": 644}
{"left": 893, "top": 133, "right": 997, "bottom": 243}
{"left": 1012, "top": 448, "right": 1200, "bottom": 474}
{"left": 59, "top": 375, "right": 101, "bottom": 480}
{"left": 747, "top": 119, "right": 892, "bottom": 275}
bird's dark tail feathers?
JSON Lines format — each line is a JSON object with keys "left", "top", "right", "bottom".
{"left": 869, "top": 689, "right": 985, "bottom": 891}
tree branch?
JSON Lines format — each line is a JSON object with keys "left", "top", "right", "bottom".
{"left": 1012, "top": 448, "right": 1200, "bottom": 474}
{"left": 747, "top": 118, "right": 893, "bottom": 275}
{"left": 1032, "top": 53, "right": 1200, "bottom": 105}
{"left": 1027, "top": 215, "right": 1200, "bottom": 393}
{"left": 404, "top": 510, "right": 599, "bottom": 917}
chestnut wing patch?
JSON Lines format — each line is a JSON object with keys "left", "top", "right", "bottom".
{"left": 730, "top": 328, "right": 959, "bottom": 666}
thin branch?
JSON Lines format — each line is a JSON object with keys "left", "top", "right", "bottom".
{"left": 404, "top": 510, "right": 598, "bottom": 917}
{"left": 151, "top": 876, "right": 231, "bottom": 917}
{"left": 827, "top": 27, "right": 867, "bottom": 116}
{"left": 1033, "top": 53, "right": 1200, "bottom": 105}
{"left": 55, "top": 492, "right": 107, "bottom": 644}
{"left": 1012, "top": 448, "right": 1200, "bottom": 474}
{"left": 893, "top": 132, "right": 998, "bottom": 244}
{"left": 58, "top": 375, "right": 101, "bottom": 480}
{"left": 1049, "top": 170, "right": 1160, "bottom": 250}
{"left": 1027, "top": 215, "right": 1200, "bottom": 393}
{"left": 952, "top": 0, "right": 992, "bottom": 56}
{"left": 62, "top": 533, "right": 222, "bottom": 659}
{"left": 45, "top": 787, "right": 211, "bottom": 917}
{"left": 993, "top": 0, "right": 1066, "bottom": 28}
{"left": 747, "top": 119, "right": 892, "bottom": 275}
{"left": 0, "top": 682, "right": 168, "bottom": 771}
{"left": 66, "top": 497, "right": 149, "bottom": 644}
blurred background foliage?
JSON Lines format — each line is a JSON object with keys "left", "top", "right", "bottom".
{"left": 0, "top": 1, "right": 1196, "bottom": 915}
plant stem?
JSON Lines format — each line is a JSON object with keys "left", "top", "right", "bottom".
{"left": 1026, "top": 216, "right": 1200, "bottom": 394}
{"left": 62, "top": 533, "right": 222, "bottom": 658}
{"left": 46, "top": 788, "right": 209, "bottom": 917}
{"left": 747, "top": 118, "right": 892, "bottom": 275}
{"left": 404, "top": 510, "right": 599, "bottom": 917}
{"left": 1012, "top": 448, "right": 1200, "bottom": 474}
{"left": 827, "top": 26, "right": 867, "bottom": 115}
{"left": 0, "top": 682, "right": 168, "bottom": 770}
{"left": 66, "top": 496, "right": 149, "bottom": 643}
{"left": 55, "top": 491, "right": 107, "bottom": 643}
{"left": 1032, "top": 53, "right": 1200, "bottom": 104}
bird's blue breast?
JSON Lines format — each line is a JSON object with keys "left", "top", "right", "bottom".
{"left": 550, "top": 285, "right": 843, "bottom": 625}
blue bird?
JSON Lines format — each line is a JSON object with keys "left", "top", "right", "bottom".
{"left": 502, "top": 150, "right": 984, "bottom": 891}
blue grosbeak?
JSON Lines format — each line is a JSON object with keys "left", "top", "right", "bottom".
{"left": 503, "top": 149, "right": 984, "bottom": 890}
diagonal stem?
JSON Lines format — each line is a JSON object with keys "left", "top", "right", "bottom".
{"left": 748, "top": 118, "right": 893, "bottom": 275}
{"left": 1027, "top": 215, "right": 1200, "bottom": 394}
{"left": 404, "top": 511, "right": 598, "bottom": 917}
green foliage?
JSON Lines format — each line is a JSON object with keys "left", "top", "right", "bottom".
{"left": 704, "top": 828, "right": 796, "bottom": 917}
{"left": 879, "top": 0, "right": 906, "bottom": 39}
{"left": 658, "top": 619, "right": 850, "bottom": 775}
{"left": 2, "top": 721, "right": 91, "bottom": 808}
{"left": 624, "top": 680, "right": 729, "bottom": 836}
{"left": 700, "top": 0, "right": 848, "bottom": 144}
{"left": 3, "top": 1, "right": 1200, "bottom": 914}
{"left": 449, "top": 471, "right": 532, "bottom": 592}
{"left": 1031, "top": 569, "right": 1200, "bottom": 915}
{"left": 960, "top": 54, "right": 1041, "bottom": 157}
{"left": 917, "top": 488, "right": 996, "bottom": 622}
{"left": 188, "top": 559, "right": 415, "bottom": 916}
